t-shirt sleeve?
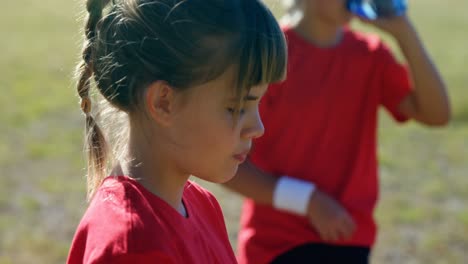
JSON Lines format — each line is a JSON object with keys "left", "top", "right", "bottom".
{"left": 378, "top": 43, "right": 413, "bottom": 122}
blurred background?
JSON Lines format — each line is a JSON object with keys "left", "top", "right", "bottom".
{"left": 1, "top": 0, "right": 467, "bottom": 263}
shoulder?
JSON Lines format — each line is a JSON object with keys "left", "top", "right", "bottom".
{"left": 344, "top": 29, "right": 391, "bottom": 56}
{"left": 339, "top": 29, "right": 401, "bottom": 71}
{"left": 86, "top": 176, "right": 173, "bottom": 236}
{"left": 80, "top": 177, "right": 141, "bottom": 228}
{"left": 68, "top": 177, "right": 171, "bottom": 261}
{"left": 84, "top": 177, "right": 147, "bottom": 226}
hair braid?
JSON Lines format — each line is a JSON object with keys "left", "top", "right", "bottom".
{"left": 76, "top": 0, "right": 112, "bottom": 200}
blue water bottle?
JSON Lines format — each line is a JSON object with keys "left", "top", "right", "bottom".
{"left": 346, "top": 0, "right": 408, "bottom": 20}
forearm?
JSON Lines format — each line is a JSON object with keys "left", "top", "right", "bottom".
{"left": 226, "top": 164, "right": 357, "bottom": 240}
{"left": 222, "top": 160, "right": 278, "bottom": 205}
{"left": 395, "top": 18, "right": 450, "bottom": 125}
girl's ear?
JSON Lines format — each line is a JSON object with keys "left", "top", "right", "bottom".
{"left": 145, "top": 81, "right": 176, "bottom": 126}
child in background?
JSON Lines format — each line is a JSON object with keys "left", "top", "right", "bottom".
{"left": 67, "top": 0, "right": 286, "bottom": 263}
{"left": 223, "top": 0, "right": 450, "bottom": 263}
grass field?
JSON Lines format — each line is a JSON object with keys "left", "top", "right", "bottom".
{"left": 1, "top": 0, "right": 467, "bottom": 263}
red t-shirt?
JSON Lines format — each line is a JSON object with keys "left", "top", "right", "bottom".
{"left": 237, "top": 28, "right": 412, "bottom": 264}
{"left": 67, "top": 176, "right": 237, "bottom": 264}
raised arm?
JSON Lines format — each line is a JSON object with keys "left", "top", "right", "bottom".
{"left": 370, "top": 15, "right": 451, "bottom": 126}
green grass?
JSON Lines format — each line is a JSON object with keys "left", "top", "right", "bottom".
{"left": 1, "top": 0, "right": 467, "bottom": 263}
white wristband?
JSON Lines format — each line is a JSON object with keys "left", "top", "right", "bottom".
{"left": 273, "top": 176, "right": 316, "bottom": 216}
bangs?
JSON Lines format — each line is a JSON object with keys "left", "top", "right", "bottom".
{"left": 235, "top": 0, "right": 287, "bottom": 97}
{"left": 174, "top": 0, "right": 287, "bottom": 108}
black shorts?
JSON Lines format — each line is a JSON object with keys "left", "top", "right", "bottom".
{"left": 270, "top": 243, "right": 371, "bottom": 264}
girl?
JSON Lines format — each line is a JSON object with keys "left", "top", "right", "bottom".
{"left": 223, "top": 0, "right": 450, "bottom": 263}
{"left": 67, "top": 0, "right": 286, "bottom": 263}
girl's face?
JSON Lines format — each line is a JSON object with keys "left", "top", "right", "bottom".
{"left": 304, "top": 0, "right": 353, "bottom": 26}
{"left": 167, "top": 68, "right": 267, "bottom": 183}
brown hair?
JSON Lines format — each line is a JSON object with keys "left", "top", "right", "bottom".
{"left": 76, "top": 0, "right": 287, "bottom": 200}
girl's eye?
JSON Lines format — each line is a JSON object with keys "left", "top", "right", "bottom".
{"left": 227, "top": 108, "right": 245, "bottom": 115}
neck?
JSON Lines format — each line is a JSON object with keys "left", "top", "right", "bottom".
{"left": 294, "top": 15, "right": 344, "bottom": 48}
{"left": 115, "top": 120, "right": 189, "bottom": 216}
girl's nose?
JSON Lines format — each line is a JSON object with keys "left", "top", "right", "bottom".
{"left": 241, "top": 111, "right": 265, "bottom": 139}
